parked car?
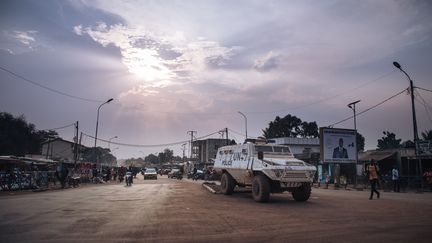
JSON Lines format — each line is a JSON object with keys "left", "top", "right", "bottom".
{"left": 144, "top": 168, "right": 157, "bottom": 180}
{"left": 192, "top": 170, "right": 205, "bottom": 180}
{"left": 168, "top": 169, "right": 182, "bottom": 179}
{"left": 159, "top": 168, "right": 171, "bottom": 175}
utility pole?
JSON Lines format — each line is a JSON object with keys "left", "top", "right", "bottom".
{"left": 348, "top": 100, "right": 360, "bottom": 188}
{"left": 187, "top": 131, "right": 197, "bottom": 160}
{"left": 45, "top": 138, "right": 51, "bottom": 159}
{"left": 74, "top": 121, "right": 79, "bottom": 166}
{"left": 393, "top": 62, "right": 419, "bottom": 153}
{"left": 225, "top": 127, "right": 229, "bottom": 145}
{"left": 78, "top": 132, "right": 83, "bottom": 163}
{"left": 219, "top": 130, "right": 225, "bottom": 139}
{"left": 238, "top": 111, "right": 248, "bottom": 142}
{"left": 181, "top": 143, "right": 186, "bottom": 162}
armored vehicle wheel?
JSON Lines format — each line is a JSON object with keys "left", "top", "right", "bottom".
{"left": 292, "top": 183, "right": 311, "bottom": 202}
{"left": 252, "top": 174, "right": 270, "bottom": 202}
{"left": 221, "top": 173, "right": 236, "bottom": 195}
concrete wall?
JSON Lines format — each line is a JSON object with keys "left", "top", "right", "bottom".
{"left": 41, "top": 140, "right": 75, "bottom": 162}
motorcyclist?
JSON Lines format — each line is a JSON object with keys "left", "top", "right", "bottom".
{"left": 125, "top": 169, "right": 133, "bottom": 186}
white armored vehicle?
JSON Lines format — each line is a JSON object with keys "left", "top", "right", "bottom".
{"left": 213, "top": 142, "right": 316, "bottom": 202}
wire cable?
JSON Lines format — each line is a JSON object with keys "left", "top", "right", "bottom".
{"left": 328, "top": 87, "right": 408, "bottom": 127}
{"left": 105, "top": 70, "right": 396, "bottom": 116}
{"left": 415, "top": 90, "right": 432, "bottom": 124}
{"left": 81, "top": 130, "right": 223, "bottom": 148}
{"left": 41, "top": 123, "right": 76, "bottom": 131}
{"left": 416, "top": 86, "right": 432, "bottom": 93}
{"left": 228, "top": 128, "right": 245, "bottom": 137}
{"left": 245, "top": 70, "right": 397, "bottom": 114}
{"left": 0, "top": 66, "right": 104, "bottom": 103}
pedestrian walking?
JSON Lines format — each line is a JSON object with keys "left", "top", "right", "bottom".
{"left": 423, "top": 169, "right": 432, "bottom": 191}
{"left": 325, "top": 174, "right": 330, "bottom": 189}
{"left": 392, "top": 165, "right": 400, "bottom": 192}
{"left": 367, "top": 159, "right": 380, "bottom": 200}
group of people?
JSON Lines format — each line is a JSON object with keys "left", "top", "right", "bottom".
{"left": 366, "top": 159, "right": 403, "bottom": 200}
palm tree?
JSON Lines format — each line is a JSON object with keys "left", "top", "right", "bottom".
{"left": 421, "top": 129, "right": 432, "bottom": 141}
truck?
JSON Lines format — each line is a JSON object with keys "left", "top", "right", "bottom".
{"left": 213, "top": 142, "right": 316, "bottom": 202}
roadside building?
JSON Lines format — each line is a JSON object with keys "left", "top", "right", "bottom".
{"left": 41, "top": 138, "right": 78, "bottom": 163}
{"left": 192, "top": 138, "right": 228, "bottom": 169}
{"left": 269, "top": 137, "right": 320, "bottom": 165}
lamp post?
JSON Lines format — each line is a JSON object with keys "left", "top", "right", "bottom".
{"left": 393, "top": 61, "right": 419, "bottom": 154}
{"left": 238, "top": 111, "right": 248, "bottom": 142}
{"left": 348, "top": 100, "right": 360, "bottom": 188}
{"left": 393, "top": 61, "right": 422, "bottom": 191}
{"left": 94, "top": 98, "right": 113, "bottom": 147}
{"left": 348, "top": 100, "right": 360, "bottom": 132}
{"left": 108, "top": 136, "right": 118, "bottom": 149}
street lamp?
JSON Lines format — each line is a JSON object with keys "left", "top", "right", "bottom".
{"left": 108, "top": 136, "right": 118, "bottom": 149}
{"left": 393, "top": 61, "right": 419, "bottom": 154}
{"left": 238, "top": 111, "right": 248, "bottom": 142}
{"left": 348, "top": 100, "right": 360, "bottom": 188}
{"left": 347, "top": 100, "right": 361, "bottom": 131}
{"left": 94, "top": 98, "right": 114, "bottom": 147}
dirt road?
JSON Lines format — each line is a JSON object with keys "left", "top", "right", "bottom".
{"left": 1, "top": 176, "right": 431, "bottom": 242}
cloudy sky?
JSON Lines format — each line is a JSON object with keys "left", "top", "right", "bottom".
{"left": 1, "top": 0, "right": 431, "bottom": 159}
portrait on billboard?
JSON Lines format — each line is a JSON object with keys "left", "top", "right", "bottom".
{"left": 320, "top": 128, "right": 357, "bottom": 163}
{"left": 332, "top": 138, "right": 348, "bottom": 158}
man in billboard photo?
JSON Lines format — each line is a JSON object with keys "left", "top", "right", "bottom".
{"left": 332, "top": 138, "right": 348, "bottom": 158}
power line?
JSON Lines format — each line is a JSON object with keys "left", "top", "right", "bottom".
{"left": 228, "top": 128, "right": 260, "bottom": 140}
{"left": 328, "top": 88, "right": 408, "bottom": 127}
{"left": 81, "top": 130, "right": 222, "bottom": 148}
{"left": 228, "top": 128, "right": 245, "bottom": 137}
{"left": 415, "top": 90, "right": 432, "bottom": 124}
{"left": 246, "top": 70, "right": 396, "bottom": 114}
{"left": 41, "top": 122, "right": 76, "bottom": 131}
{"left": 416, "top": 86, "right": 432, "bottom": 93}
{"left": 0, "top": 66, "right": 104, "bottom": 103}
{"left": 107, "top": 70, "right": 397, "bottom": 116}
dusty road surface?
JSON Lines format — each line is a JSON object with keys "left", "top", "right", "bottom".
{"left": 1, "top": 176, "right": 432, "bottom": 243}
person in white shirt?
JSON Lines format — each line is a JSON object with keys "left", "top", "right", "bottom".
{"left": 392, "top": 165, "right": 400, "bottom": 192}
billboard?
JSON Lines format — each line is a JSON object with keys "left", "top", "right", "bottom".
{"left": 418, "top": 141, "right": 432, "bottom": 156}
{"left": 320, "top": 127, "right": 357, "bottom": 163}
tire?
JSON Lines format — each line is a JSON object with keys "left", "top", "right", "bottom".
{"left": 252, "top": 174, "right": 271, "bottom": 202}
{"left": 221, "top": 173, "right": 236, "bottom": 195}
{"left": 292, "top": 183, "right": 311, "bottom": 202}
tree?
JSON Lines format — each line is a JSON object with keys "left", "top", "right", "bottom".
{"left": 124, "top": 157, "right": 145, "bottom": 167}
{"left": 356, "top": 132, "right": 365, "bottom": 152}
{"left": 299, "top": 121, "right": 319, "bottom": 138}
{"left": 262, "top": 114, "right": 319, "bottom": 139}
{"left": 81, "top": 147, "right": 116, "bottom": 166}
{"left": 421, "top": 129, "right": 432, "bottom": 141}
{"left": 0, "top": 112, "right": 58, "bottom": 156}
{"left": 144, "top": 154, "right": 159, "bottom": 164}
{"left": 377, "top": 131, "right": 401, "bottom": 150}
{"left": 158, "top": 148, "right": 174, "bottom": 163}
{"left": 37, "top": 129, "right": 59, "bottom": 142}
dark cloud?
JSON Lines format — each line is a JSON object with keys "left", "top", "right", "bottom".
{"left": 157, "top": 44, "right": 182, "bottom": 60}
{"left": 253, "top": 52, "right": 279, "bottom": 72}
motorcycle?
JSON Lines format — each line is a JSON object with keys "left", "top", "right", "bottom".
{"left": 125, "top": 172, "right": 133, "bottom": 186}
